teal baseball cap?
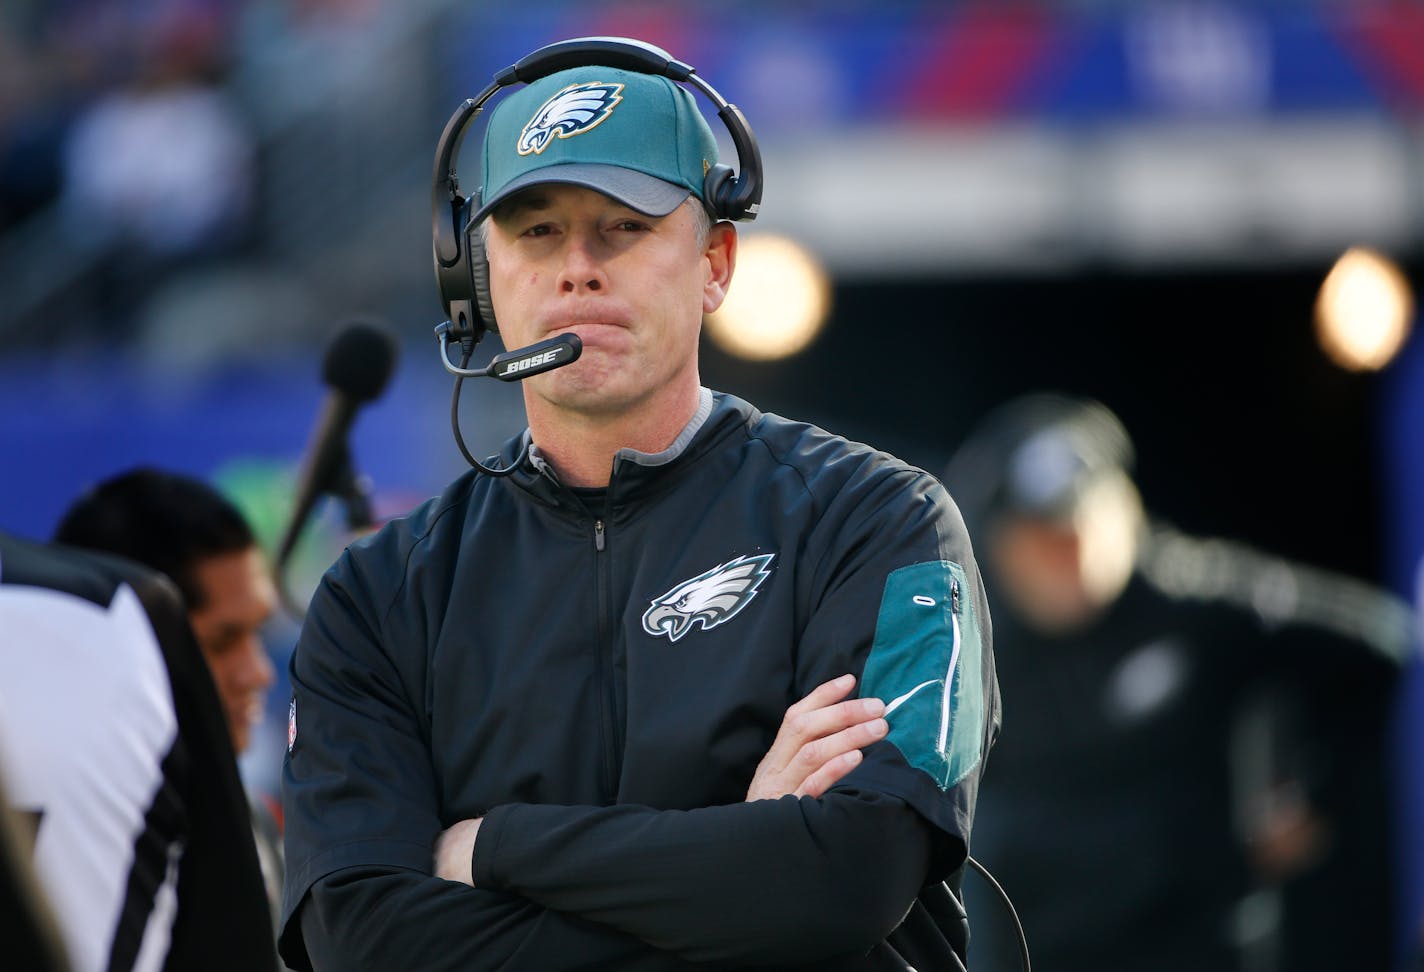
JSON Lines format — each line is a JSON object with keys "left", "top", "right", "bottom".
{"left": 474, "top": 65, "right": 719, "bottom": 223}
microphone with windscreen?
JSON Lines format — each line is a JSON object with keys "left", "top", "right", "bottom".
{"left": 275, "top": 322, "right": 398, "bottom": 616}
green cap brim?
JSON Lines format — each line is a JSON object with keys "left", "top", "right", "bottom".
{"left": 475, "top": 163, "right": 691, "bottom": 223}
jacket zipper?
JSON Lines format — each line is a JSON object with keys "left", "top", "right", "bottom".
{"left": 939, "top": 577, "right": 962, "bottom": 753}
{"left": 593, "top": 518, "right": 618, "bottom": 797}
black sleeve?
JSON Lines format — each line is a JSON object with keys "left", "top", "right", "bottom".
{"left": 299, "top": 866, "right": 700, "bottom": 971}
{"left": 472, "top": 787, "right": 934, "bottom": 966}
{"left": 790, "top": 465, "right": 998, "bottom": 879}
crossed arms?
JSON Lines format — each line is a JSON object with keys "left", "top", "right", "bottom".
{"left": 433, "top": 673, "right": 888, "bottom": 882}
{"left": 284, "top": 462, "right": 984, "bottom": 971}
{"left": 293, "top": 677, "right": 938, "bottom": 970}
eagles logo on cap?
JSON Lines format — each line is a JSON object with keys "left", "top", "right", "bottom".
{"left": 474, "top": 66, "right": 717, "bottom": 224}
{"left": 518, "top": 81, "right": 624, "bottom": 156}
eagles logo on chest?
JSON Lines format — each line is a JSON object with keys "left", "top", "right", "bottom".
{"left": 642, "top": 554, "right": 776, "bottom": 643}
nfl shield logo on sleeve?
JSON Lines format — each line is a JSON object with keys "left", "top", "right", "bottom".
{"left": 287, "top": 697, "right": 297, "bottom": 753}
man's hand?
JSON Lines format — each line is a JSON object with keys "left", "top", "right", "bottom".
{"left": 434, "top": 817, "right": 483, "bottom": 886}
{"left": 435, "top": 677, "right": 884, "bottom": 878}
{"left": 746, "top": 674, "right": 887, "bottom": 802}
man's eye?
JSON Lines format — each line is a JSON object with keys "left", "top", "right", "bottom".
{"left": 522, "top": 224, "right": 553, "bottom": 238}
{"left": 202, "top": 634, "right": 241, "bottom": 656}
{"left": 614, "top": 220, "right": 648, "bottom": 232}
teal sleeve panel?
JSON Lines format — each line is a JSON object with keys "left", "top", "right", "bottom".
{"left": 860, "top": 560, "right": 986, "bottom": 791}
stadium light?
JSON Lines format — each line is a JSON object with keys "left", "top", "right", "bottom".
{"left": 705, "top": 234, "right": 831, "bottom": 362}
{"left": 1315, "top": 246, "right": 1414, "bottom": 372}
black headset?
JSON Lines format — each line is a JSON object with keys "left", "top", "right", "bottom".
{"left": 430, "top": 35, "right": 764, "bottom": 354}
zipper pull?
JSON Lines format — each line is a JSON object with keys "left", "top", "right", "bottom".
{"left": 594, "top": 519, "right": 605, "bottom": 552}
{"left": 950, "top": 577, "right": 961, "bottom": 614}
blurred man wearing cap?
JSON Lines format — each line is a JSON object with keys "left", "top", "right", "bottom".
{"left": 946, "top": 393, "right": 1409, "bottom": 972}
{"left": 280, "top": 40, "right": 999, "bottom": 971}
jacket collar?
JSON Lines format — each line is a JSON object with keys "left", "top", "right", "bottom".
{"left": 503, "top": 388, "right": 753, "bottom": 509}
{"left": 610, "top": 386, "right": 716, "bottom": 470}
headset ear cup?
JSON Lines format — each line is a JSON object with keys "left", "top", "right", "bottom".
{"left": 468, "top": 219, "right": 498, "bottom": 334}
{"left": 703, "top": 163, "right": 736, "bottom": 221}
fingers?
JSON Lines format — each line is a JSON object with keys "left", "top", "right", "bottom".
{"left": 433, "top": 818, "right": 482, "bottom": 886}
{"left": 780, "top": 697, "right": 887, "bottom": 766}
{"left": 745, "top": 674, "right": 891, "bottom": 802}
{"left": 797, "top": 749, "right": 862, "bottom": 800}
{"left": 784, "top": 673, "right": 859, "bottom": 719}
{"left": 793, "top": 715, "right": 892, "bottom": 798}
{"left": 757, "top": 677, "right": 854, "bottom": 774}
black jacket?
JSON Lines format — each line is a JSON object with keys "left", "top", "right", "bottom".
{"left": 281, "top": 390, "right": 1000, "bottom": 970}
{"left": 970, "top": 539, "right": 1407, "bottom": 972}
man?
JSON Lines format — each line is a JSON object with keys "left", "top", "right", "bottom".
{"left": 0, "top": 530, "right": 275, "bottom": 971}
{"left": 54, "top": 467, "right": 278, "bottom": 757}
{"left": 54, "top": 467, "right": 285, "bottom": 919}
{"left": 945, "top": 392, "right": 1409, "bottom": 972}
{"left": 281, "top": 43, "right": 999, "bottom": 971}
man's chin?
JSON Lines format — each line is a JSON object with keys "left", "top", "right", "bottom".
{"left": 227, "top": 708, "right": 261, "bottom": 755}
{"left": 531, "top": 368, "right": 638, "bottom": 416}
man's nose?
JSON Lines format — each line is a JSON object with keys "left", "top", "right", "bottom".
{"left": 557, "top": 234, "right": 608, "bottom": 294}
{"left": 241, "top": 637, "right": 276, "bottom": 690}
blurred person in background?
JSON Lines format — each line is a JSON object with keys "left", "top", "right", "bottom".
{"left": 0, "top": 15, "right": 68, "bottom": 235}
{"left": 57, "top": 5, "right": 253, "bottom": 334}
{"left": 945, "top": 392, "right": 1410, "bottom": 972}
{"left": 0, "top": 529, "right": 275, "bottom": 971}
{"left": 0, "top": 0, "right": 115, "bottom": 237}
{"left": 53, "top": 467, "right": 286, "bottom": 938}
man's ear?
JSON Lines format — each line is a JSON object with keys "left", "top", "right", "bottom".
{"left": 702, "top": 221, "right": 737, "bottom": 314}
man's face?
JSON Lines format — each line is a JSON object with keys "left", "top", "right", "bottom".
{"left": 484, "top": 185, "right": 735, "bottom": 417}
{"left": 187, "top": 546, "right": 277, "bottom": 754}
{"left": 988, "top": 516, "right": 1095, "bottom": 634}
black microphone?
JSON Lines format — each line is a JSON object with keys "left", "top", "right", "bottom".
{"left": 275, "top": 322, "right": 398, "bottom": 607}
{"left": 434, "top": 326, "right": 582, "bottom": 380}
{"left": 487, "top": 334, "right": 582, "bottom": 380}
{"left": 435, "top": 331, "right": 583, "bottom": 476}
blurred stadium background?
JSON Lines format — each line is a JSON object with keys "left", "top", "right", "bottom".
{"left": 1, "top": 0, "right": 1421, "bottom": 967}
